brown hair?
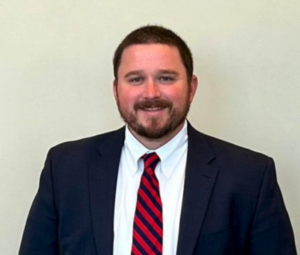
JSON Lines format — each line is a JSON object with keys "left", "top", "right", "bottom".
{"left": 113, "top": 25, "right": 194, "bottom": 84}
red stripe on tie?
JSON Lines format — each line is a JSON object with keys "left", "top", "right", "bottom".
{"left": 134, "top": 215, "right": 162, "bottom": 251}
{"left": 138, "top": 189, "right": 162, "bottom": 218}
{"left": 137, "top": 194, "right": 162, "bottom": 237}
{"left": 133, "top": 230, "right": 152, "bottom": 254}
{"left": 141, "top": 177, "right": 162, "bottom": 206}
{"left": 145, "top": 168, "right": 159, "bottom": 188}
{"left": 132, "top": 244, "right": 142, "bottom": 255}
{"left": 143, "top": 154, "right": 158, "bottom": 169}
{"left": 131, "top": 153, "right": 162, "bottom": 254}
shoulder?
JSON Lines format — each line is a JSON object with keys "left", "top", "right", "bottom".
{"left": 48, "top": 126, "right": 125, "bottom": 160}
{"left": 205, "top": 132, "right": 269, "bottom": 161}
{"left": 188, "top": 123, "right": 273, "bottom": 175}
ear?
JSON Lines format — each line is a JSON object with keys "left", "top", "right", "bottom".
{"left": 189, "top": 75, "right": 198, "bottom": 103}
{"left": 113, "top": 79, "right": 118, "bottom": 101}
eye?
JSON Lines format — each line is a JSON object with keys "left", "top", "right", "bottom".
{"left": 158, "top": 76, "right": 175, "bottom": 83}
{"left": 128, "top": 77, "right": 144, "bottom": 84}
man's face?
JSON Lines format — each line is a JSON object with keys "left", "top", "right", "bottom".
{"left": 113, "top": 44, "right": 197, "bottom": 139}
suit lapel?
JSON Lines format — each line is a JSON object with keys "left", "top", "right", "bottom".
{"left": 88, "top": 128, "right": 125, "bottom": 255}
{"left": 177, "top": 125, "right": 219, "bottom": 255}
{"left": 87, "top": 124, "right": 218, "bottom": 255}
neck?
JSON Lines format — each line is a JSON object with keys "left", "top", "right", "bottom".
{"left": 128, "top": 122, "right": 185, "bottom": 150}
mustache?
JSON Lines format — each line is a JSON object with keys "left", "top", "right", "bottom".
{"left": 134, "top": 99, "right": 172, "bottom": 110}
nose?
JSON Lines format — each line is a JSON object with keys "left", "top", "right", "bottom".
{"left": 143, "top": 79, "right": 161, "bottom": 99}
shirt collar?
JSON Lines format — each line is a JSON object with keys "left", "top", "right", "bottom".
{"left": 124, "top": 120, "right": 188, "bottom": 179}
{"left": 124, "top": 127, "right": 148, "bottom": 176}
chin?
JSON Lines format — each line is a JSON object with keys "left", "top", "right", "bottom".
{"left": 134, "top": 121, "right": 178, "bottom": 139}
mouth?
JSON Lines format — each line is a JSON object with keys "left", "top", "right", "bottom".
{"left": 137, "top": 106, "right": 168, "bottom": 119}
{"left": 134, "top": 99, "right": 172, "bottom": 113}
{"left": 142, "top": 107, "right": 165, "bottom": 111}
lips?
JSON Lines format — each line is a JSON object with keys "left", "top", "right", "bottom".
{"left": 134, "top": 99, "right": 172, "bottom": 111}
{"left": 142, "top": 107, "right": 164, "bottom": 111}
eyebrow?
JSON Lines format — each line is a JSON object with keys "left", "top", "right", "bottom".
{"left": 124, "top": 70, "right": 144, "bottom": 78}
{"left": 124, "top": 69, "right": 179, "bottom": 78}
{"left": 157, "top": 70, "right": 179, "bottom": 76}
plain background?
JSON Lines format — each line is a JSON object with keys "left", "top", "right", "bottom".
{"left": 1, "top": 0, "right": 299, "bottom": 253}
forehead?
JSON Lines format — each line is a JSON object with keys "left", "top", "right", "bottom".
{"left": 118, "top": 44, "right": 185, "bottom": 75}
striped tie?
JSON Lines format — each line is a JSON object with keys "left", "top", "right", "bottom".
{"left": 131, "top": 152, "right": 163, "bottom": 255}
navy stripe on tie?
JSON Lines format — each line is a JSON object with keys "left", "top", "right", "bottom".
{"left": 131, "top": 152, "right": 163, "bottom": 255}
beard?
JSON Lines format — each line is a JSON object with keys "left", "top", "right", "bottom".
{"left": 116, "top": 94, "right": 191, "bottom": 139}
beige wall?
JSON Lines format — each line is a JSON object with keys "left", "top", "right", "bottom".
{"left": 1, "top": 0, "right": 299, "bottom": 253}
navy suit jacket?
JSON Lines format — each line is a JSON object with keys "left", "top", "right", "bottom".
{"left": 19, "top": 124, "right": 297, "bottom": 254}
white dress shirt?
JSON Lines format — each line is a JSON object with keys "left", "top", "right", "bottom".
{"left": 113, "top": 121, "right": 188, "bottom": 255}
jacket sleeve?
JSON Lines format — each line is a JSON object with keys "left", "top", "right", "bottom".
{"left": 247, "top": 158, "right": 297, "bottom": 255}
{"left": 19, "top": 149, "right": 59, "bottom": 255}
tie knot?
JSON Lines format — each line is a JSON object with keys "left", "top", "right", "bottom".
{"left": 142, "top": 152, "right": 160, "bottom": 173}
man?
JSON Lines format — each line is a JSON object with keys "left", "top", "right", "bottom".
{"left": 19, "top": 25, "right": 297, "bottom": 255}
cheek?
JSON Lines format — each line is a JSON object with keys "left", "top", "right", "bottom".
{"left": 165, "top": 89, "right": 189, "bottom": 106}
{"left": 117, "top": 90, "right": 138, "bottom": 108}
